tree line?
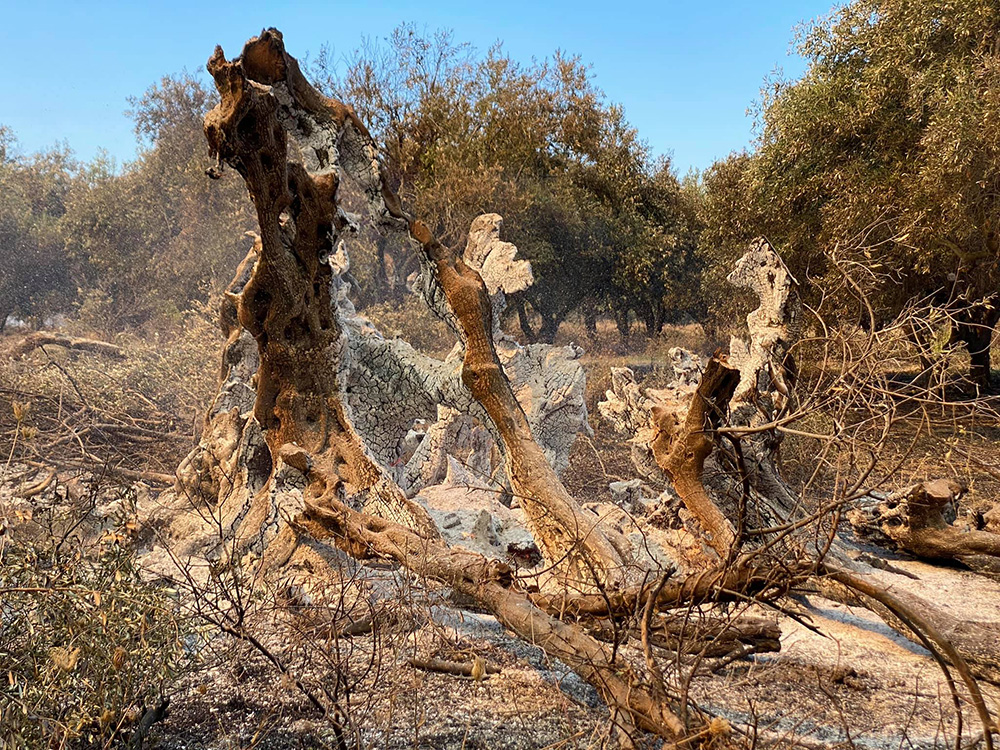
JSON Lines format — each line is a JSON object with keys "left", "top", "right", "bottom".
{"left": 2, "top": 2, "right": 998, "bottom": 382}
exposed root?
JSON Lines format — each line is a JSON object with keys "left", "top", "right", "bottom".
{"left": 849, "top": 479, "right": 1000, "bottom": 576}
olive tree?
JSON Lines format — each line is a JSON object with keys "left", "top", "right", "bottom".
{"left": 702, "top": 0, "right": 1000, "bottom": 386}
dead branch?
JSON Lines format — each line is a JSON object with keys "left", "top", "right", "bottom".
{"left": 16, "top": 466, "right": 56, "bottom": 498}
{"left": 407, "top": 656, "right": 501, "bottom": 678}
{"left": 301, "top": 496, "right": 688, "bottom": 740}
{"left": 9, "top": 333, "right": 123, "bottom": 360}
{"left": 651, "top": 357, "right": 741, "bottom": 557}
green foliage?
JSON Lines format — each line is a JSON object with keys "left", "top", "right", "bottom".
{"left": 62, "top": 74, "right": 254, "bottom": 332}
{"left": 702, "top": 0, "right": 1000, "bottom": 329}
{"left": 314, "top": 25, "right": 700, "bottom": 340}
{"left": 0, "top": 488, "right": 189, "bottom": 749}
{"left": 1, "top": 72, "right": 255, "bottom": 334}
{"left": 3, "top": 33, "right": 698, "bottom": 342}
{"left": 0, "top": 136, "right": 77, "bottom": 329}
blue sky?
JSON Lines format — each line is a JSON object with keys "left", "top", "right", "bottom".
{"left": 1, "top": 0, "right": 837, "bottom": 175}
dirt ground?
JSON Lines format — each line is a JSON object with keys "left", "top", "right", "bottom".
{"left": 3, "top": 323, "right": 1000, "bottom": 749}
{"left": 4, "top": 459, "right": 999, "bottom": 750}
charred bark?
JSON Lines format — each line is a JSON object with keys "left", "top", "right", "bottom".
{"left": 951, "top": 296, "right": 999, "bottom": 391}
{"left": 150, "top": 29, "right": 1000, "bottom": 747}
{"left": 599, "top": 239, "right": 1000, "bottom": 700}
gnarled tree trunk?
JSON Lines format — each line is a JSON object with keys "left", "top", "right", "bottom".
{"left": 146, "top": 30, "right": 1000, "bottom": 748}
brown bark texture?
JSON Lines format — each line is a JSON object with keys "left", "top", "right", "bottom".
{"left": 190, "top": 28, "right": 690, "bottom": 741}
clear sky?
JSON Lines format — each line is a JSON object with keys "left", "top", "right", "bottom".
{"left": 1, "top": 0, "right": 837, "bottom": 175}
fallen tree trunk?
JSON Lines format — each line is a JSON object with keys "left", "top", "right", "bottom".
{"left": 587, "top": 613, "right": 782, "bottom": 659}
{"left": 9, "top": 333, "right": 123, "bottom": 360}
{"left": 302, "top": 496, "right": 687, "bottom": 740}
{"left": 849, "top": 479, "right": 1000, "bottom": 577}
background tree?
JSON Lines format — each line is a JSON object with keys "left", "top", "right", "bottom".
{"left": 2, "top": 29, "right": 697, "bottom": 345}
{"left": 61, "top": 74, "right": 253, "bottom": 332}
{"left": 701, "top": 0, "right": 1000, "bottom": 386}
{"left": 0, "top": 128, "right": 76, "bottom": 330}
{"left": 313, "top": 25, "right": 699, "bottom": 342}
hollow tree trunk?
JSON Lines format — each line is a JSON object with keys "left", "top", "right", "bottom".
{"left": 175, "top": 30, "right": 711, "bottom": 742}
{"left": 203, "top": 29, "right": 624, "bottom": 584}
{"left": 203, "top": 48, "right": 439, "bottom": 542}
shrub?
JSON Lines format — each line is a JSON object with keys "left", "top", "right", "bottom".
{"left": 0, "top": 486, "right": 190, "bottom": 749}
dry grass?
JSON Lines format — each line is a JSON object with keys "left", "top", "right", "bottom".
{"left": 3, "top": 308, "right": 1000, "bottom": 749}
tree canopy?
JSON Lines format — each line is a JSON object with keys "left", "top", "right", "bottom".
{"left": 313, "top": 25, "right": 700, "bottom": 340}
{"left": 701, "top": 0, "right": 1000, "bottom": 382}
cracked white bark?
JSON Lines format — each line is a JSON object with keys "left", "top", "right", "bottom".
{"left": 599, "top": 238, "right": 803, "bottom": 548}
{"left": 173, "top": 211, "right": 591, "bottom": 524}
{"left": 726, "top": 237, "right": 800, "bottom": 413}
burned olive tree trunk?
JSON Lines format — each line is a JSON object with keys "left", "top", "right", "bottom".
{"left": 199, "top": 32, "right": 623, "bottom": 584}
{"left": 147, "top": 28, "right": 702, "bottom": 744}
{"left": 201, "top": 39, "right": 439, "bottom": 546}
{"left": 600, "top": 240, "right": 1000, "bottom": 703}
{"left": 849, "top": 479, "right": 1000, "bottom": 577}
{"left": 148, "top": 29, "right": 1000, "bottom": 747}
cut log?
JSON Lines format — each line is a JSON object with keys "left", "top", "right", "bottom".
{"left": 407, "top": 656, "right": 501, "bottom": 678}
